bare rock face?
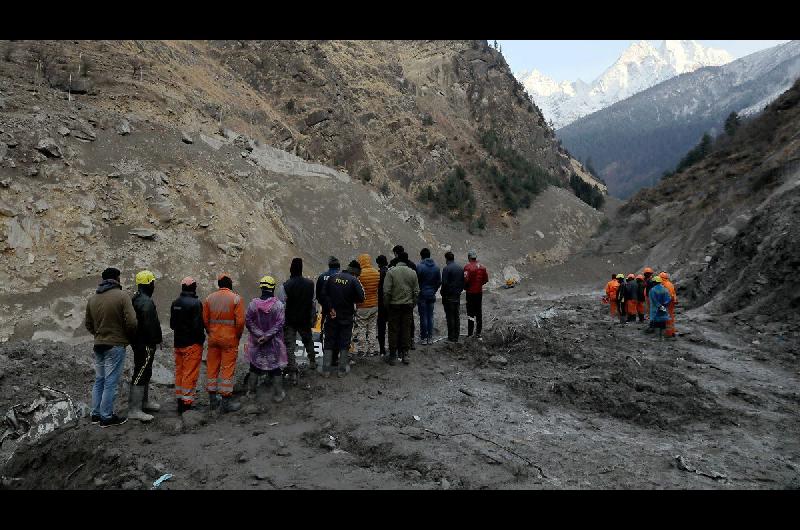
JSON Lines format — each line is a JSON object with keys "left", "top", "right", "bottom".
{"left": 35, "top": 138, "right": 62, "bottom": 158}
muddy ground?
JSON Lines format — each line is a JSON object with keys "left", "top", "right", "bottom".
{"left": 1, "top": 283, "right": 799, "bottom": 490}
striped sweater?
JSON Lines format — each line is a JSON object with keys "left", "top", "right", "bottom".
{"left": 356, "top": 253, "right": 380, "bottom": 309}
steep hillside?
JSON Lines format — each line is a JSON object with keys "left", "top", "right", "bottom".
{"left": 0, "top": 40, "right": 604, "bottom": 343}
{"left": 558, "top": 40, "right": 800, "bottom": 199}
{"left": 590, "top": 78, "right": 800, "bottom": 329}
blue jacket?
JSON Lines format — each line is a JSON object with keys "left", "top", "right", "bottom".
{"left": 416, "top": 258, "right": 441, "bottom": 299}
{"left": 648, "top": 284, "right": 672, "bottom": 322}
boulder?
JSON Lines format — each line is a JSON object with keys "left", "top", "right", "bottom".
{"left": 181, "top": 131, "right": 193, "bottom": 144}
{"left": 305, "top": 109, "right": 330, "bottom": 127}
{"left": 116, "top": 120, "right": 131, "bottom": 136}
{"left": 72, "top": 125, "right": 96, "bottom": 142}
{"left": 712, "top": 225, "right": 738, "bottom": 244}
{"left": 129, "top": 228, "right": 157, "bottom": 239}
{"left": 35, "top": 138, "right": 63, "bottom": 158}
{"left": 33, "top": 199, "right": 49, "bottom": 214}
{"left": 0, "top": 201, "right": 15, "bottom": 218}
{"left": 57, "top": 126, "right": 70, "bottom": 137}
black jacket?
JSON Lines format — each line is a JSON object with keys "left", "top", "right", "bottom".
{"left": 316, "top": 268, "right": 339, "bottom": 312}
{"left": 440, "top": 260, "right": 465, "bottom": 299}
{"left": 636, "top": 279, "right": 646, "bottom": 302}
{"left": 377, "top": 265, "right": 388, "bottom": 317}
{"left": 325, "top": 271, "right": 365, "bottom": 321}
{"left": 170, "top": 291, "right": 205, "bottom": 348}
{"left": 622, "top": 280, "right": 638, "bottom": 302}
{"left": 389, "top": 256, "right": 417, "bottom": 271}
{"left": 283, "top": 275, "right": 315, "bottom": 328}
{"left": 131, "top": 291, "right": 162, "bottom": 346}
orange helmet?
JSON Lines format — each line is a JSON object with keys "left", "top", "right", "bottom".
{"left": 636, "top": 274, "right": 644, "bottom": 281}
{"left": 627, "top": 274, "right": 635, "bottom": 280}
{"left": 659, "top": 271, "right": 670, "bottom": 280}
{"left": 643, "top": 267, "right": 654, "bottom": 275}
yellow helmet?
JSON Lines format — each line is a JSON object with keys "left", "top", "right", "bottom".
{"left": 616, "top": 274, "right": 625, "bottom": 279}
{"left": 259, "top": 275, "right": 276, "bottom": 289}
{"left": 135, "top": 270, "right": 156, "bottom": 286}
{"left": 653, "top": 275, "right": 663, "bottom": 283}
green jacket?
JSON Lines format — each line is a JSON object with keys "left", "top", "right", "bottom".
{"left": 383, "top": 262, "right": 420, "bottom": 306}
{"left": 85, "top": 280, "right": 138, "bottom": 346}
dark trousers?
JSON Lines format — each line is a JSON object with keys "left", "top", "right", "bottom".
{"left": 442, "top": 296, "right": 461, "bottom": 341}
{"left": 131, "top": 344, "right": 155, "bottom": 386}
{"left": 284, "top": 324, "right": 314, "bottom": 371}
{"left": 466, "top": 292, "right": 483, "bottom": 336}
{"left": 387, "top": 304, "right": 413, "bottom": 354}
{"left": 324, "top": 317, "right": 354, "bottom": 366}
{"left": 377, "top": 310, "right": 387, "bottom": 354}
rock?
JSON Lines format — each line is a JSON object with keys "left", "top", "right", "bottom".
{"left": 108, "top": 172, "right": 121, "bottom": 178}
{"left": 441, "top": 478, "right": 450, "bottom": 490}
{"left": 489, "top": 355, "right": 508, "bottom": 367}
{"left": 199, "top": 221, "right": 210, "bottom": 228}
{"left": 276, "top": 448, "right": 291, "bottom": 457}
{"left": 181, "top": 410, "right": 206, "bottom": 429}
{"left": 33, "top": 199, "right": 49, "bottom": 213}
{"left": 129, "top": 228, "right": 157, "bottom": 239}
{"left": 116, "top": 120, "right": 131, "bottom": 136}
{"left": 181, "top": 131, "right": 193, "bottom": 144}
{"left": 72, "top": 125, "right": 96, "bottom": 142}
{"left": 57, "top": 125, "right": 70, "bottom": 136}
{"left": 712, "top": 225, "right": 738, "bottom": 244}
{"left": 0, "top": 178, "right": 10, "bottom": 187}
{"left": 242, "top": 404, "right": 259, "bottom": 415}
{"left": 320, "top": 436, "right": 337, "bottom": 450}
{"left": 237, "top": 453, "right": 249, "bottom": 463}
{"left": 704, "top": 255, "right": 713, "bottom": 263}
{"left": 535, "top": 230, "right": 545, "bottom": 239}
{"left": 305, "top": 109, "right": 330, "bottom": 127}
{"left": 252, "top": 471, "right": 269, "bottom": 481}
{"left": 35, "top": 138, "right": 63, "bottom": 158}
{"left": 0, "top": 201, "right": 17, "bottom": 217}
{"left": 93, "top": 477, "right": 106, "bottom": 487}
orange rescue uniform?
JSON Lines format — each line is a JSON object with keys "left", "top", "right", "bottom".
{"left": 174, "top": 344, "right": 203, "bottom": 405}
{"left": 662, "top": 279, "right": 677, "bottom": 337}
{"left": 605, "top": 280, "right": 619, "bottom": 317}
{"left": 203, "top": 288, "right": 245, "bottom": 396}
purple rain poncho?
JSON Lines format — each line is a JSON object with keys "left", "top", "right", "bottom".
{"left": 245, "top": 297, "right": 288, "bottom": 371}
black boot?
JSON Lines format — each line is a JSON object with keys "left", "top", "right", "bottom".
{"left": 177, "top": 398, "right": 184, "bottom": 415}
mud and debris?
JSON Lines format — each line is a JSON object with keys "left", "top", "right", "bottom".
{"left": 1, "top": 286, "right": 798, "bottom": 490}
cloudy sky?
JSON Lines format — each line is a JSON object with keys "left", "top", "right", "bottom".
{"left": 498, "top": 40, "right": 790, "bottom": 83}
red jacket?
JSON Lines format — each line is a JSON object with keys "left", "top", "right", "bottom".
{"left": 463, "top": 261, "right": 489, "bottom": 294}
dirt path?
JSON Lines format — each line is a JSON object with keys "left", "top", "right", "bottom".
{"left": 2, "top": 290, "right": 799, "bottom": 489}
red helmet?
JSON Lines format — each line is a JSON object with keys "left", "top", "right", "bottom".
{"left": 659, "top": 271, "right": 670, "bottom": 280}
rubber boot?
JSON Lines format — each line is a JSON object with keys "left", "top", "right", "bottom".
{"left": 307, "top": 354, "right": 318, "bottom": 371}
{"left": 208, "top": 391, "right": 220, "bottom": 410}
{"left": 219, "top": 395, "right": 241, "bottom": 413}
{"left": 322, "top": 349, "right": 333, "bottom": 378}
{"left": 127, "top": 385, "right": 154, "bottom": 422}
{"left": 246, "top": 372, "right": 259, "bottom": 398}
{"left": 142, "top": 385, "right": 161, "bottom": 412}
{"left": 339, "top": 348, "right": 349, "bottom": 376}
{"left": 401, "top": 351, "right": 410, "bottom": 365}
{"left": 272, "top": 375, "right": 286, "bottom": 403}
{"left": 384, "top": 351, "right": 397, "bottom": 366}
{"left": 177, "top": 398, "right": 184, "bottom": 415}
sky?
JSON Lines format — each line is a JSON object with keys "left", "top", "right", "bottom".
{"left": 498, "top": 40, "right": 790, "bottom": 83}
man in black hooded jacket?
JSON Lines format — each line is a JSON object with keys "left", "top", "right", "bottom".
{"left": 281, "top": 257, "right": 316, "bottom": 383}
{"left": 170, "top": 277, "right": 205, "bottom": 414}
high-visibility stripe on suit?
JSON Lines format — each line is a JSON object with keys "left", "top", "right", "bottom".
{"left": 203, "top": 288, "right": 245, "bottom": 397}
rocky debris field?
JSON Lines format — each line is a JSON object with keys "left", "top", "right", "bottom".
{"left": 2, "top": 288, "right": 798, "bottom": 490}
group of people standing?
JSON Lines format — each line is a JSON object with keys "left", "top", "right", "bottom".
{"left": 603, "top": 267, "right": 677, "bottom": 339}
{"left": 83, "top": 246, "right": 490, "bottom": 428}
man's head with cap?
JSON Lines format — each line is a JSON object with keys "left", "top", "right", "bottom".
{"left": 102, "top": 267, "right": 121, "bottom": 281}
{"left": 217, "top": 273, "right": 233, "bottom": 290}
{"left": 181, "top": 276, "right": 197, "bottom": 292}
{"left": 328, "top": 256, "right": 340, "bottom": 271}
{"left": 468, "top": 249, "right": 477, "bottom": 261}
{"left": 290, "top": 257, "right": 303, "bottom": 277}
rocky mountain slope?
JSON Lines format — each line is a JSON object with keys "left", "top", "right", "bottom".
{"left": 518, "top": 40, "right": 732, "bottom": 129}
{"left": 588, "top": 78, "right": 800, "bottom": 331}
{"left": 0, "top": 40, "right": 604, "bottom": 344}
{"left": 558, "top": 40, "right": 800, "bottom": 199}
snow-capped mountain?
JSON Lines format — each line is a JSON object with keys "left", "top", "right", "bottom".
{"left": 557, "top": 40, "right": 800, "bottom": 199}
{"left": 517, "top": 40, "right": 733, "bottom": 128}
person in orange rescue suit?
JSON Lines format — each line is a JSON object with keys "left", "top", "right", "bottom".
{"left": 659, "top": 272, "right": 678, "bottom": 338}
{"left": 613, "top": 274, "right": 626, "bottom": 322}
{"left": 170, "top": 277, "right": 205, "bottom": 415}
{"left": 623, "top": 273, "right": 639, "bottom": 323}
{"left": 635, "top": 274, "right": 646, "bottom": 322}
{"left": 203, "top": 273, "right": 245, "bottom": 413}
{"left": 605, "top": 274, "right": 620, "bottom": 318}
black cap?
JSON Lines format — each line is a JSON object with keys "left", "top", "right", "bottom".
{"left": 348, "top": 259, "right": 361, "bottom": 271}
{"left": 102, "top": 267, "right": 121, "bottom": 280}
{"left": 328, "top": 256, "right": 340, "bottom": 269}
{"left": 392, "top": 245, "right": 404, "bottom": 255}
{"left": 376, "top": 255, "right": 388, "bottom": 266}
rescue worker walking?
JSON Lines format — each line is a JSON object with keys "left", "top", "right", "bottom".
{"left": 246, "top": 276, "right": 288, "bottom": 402}
{"left": 316, "top": 257, "right": 340, "bottom": 348}
{"left": 622, "top": 274, "right": 639, "bottom": 323}
{"left": 635, "top": 275, "right": 647, "bottom": 322}
{"left": 85, "top": 267, "right": 138, "bottom": 428}
{"left": 170, "top": 277, "right": 205, "bottom": 414}
{"left": 416, "top": 248, "right": 441, "bottom": 345}
{"left": 203, "top": 273, "right": 245, "bottom": 413}
{"left": 613, "top": 274, "right": 626, "bottom": 323}
{"left": 605, "top": 274, "right": 620, "bottom": 318}
{"left": 440, "top": 251, "right": 465, "bottom": 343}
{"left": 280, "top": 258, "right": 316, "bottom": 383}
{"left": 376, "top": 255, "right": 389, "bottom": 357}
{"left": 659, "top": 272, "right": 678, "bottom": 338}
{"left": 463, "top": 250, "right": 488, "bottom": 339}
{"left": 128, "top": 270, "right": 163, "bottom": 422}
{"left": 353, "top": 253, "right": 380, "bottom": 355}
{"left": 323, "top": 260, "right": 365, "bottom": 377}
{"left": 383, "top": 252, "right": 419, "bottom": 365}
{"left": 648, "top": 275, "right": 672, "bottom": 339}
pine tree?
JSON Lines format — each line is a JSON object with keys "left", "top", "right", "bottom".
{"left": 724, "top": 111, "right": 741, "bottom": 136}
